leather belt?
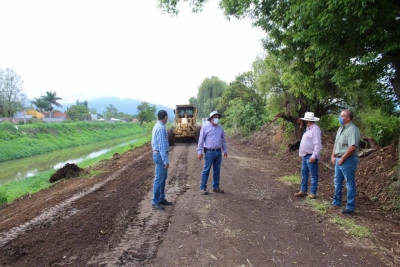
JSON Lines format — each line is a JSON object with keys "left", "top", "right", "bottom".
{"left": 204, "top": 148, "right": 221, "bottom": 152}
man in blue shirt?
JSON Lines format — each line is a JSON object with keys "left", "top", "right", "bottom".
{"left": 197, "top": 111, "right": 228, "bottom": 195}
{"left": 151, "top": 110, "right": 172, "bottom": 210}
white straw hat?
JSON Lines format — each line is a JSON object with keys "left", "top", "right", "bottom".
{"left": 300, "top": 112, "right": 320, "bottom": 121}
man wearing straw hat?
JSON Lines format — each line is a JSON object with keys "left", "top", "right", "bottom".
{"left": 294, "top": 112, "right": 322, "bottom": 199}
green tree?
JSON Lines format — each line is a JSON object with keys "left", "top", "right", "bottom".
{"left": 103, "top": 104, "right": 119, "bottom": 121}
{"left": 158, "top": 0, "right": 400, "bottom": 103}
{"left": 0, "top": 69, "right": 26, "bottom": 117}
{"left": 76, "top": 99, "right": 89, "bottom": 108}
{"left": 223, "top": 98, "right": 259, "bottom": 137}
{"left": 196, "top": 76, "right": 228, "bottom": 118}
{"left": 41, "top": 91, "right": 63, "bottom": 117}
{"left": 30, "top": 98, "right": 50, "bottom": 112}
{"left": 66, "top": 105, "right": 90, "bottom": 121}
{"left": 137, "top": 101, "right": 157, "bottom": 125}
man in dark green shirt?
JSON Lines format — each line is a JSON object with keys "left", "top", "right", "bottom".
{"left": 331, "top": 109, "right": 360, "bottom": 214}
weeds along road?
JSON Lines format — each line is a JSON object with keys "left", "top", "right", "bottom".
{"left": 0, "top": 139, "right": 394, "bottom": 266}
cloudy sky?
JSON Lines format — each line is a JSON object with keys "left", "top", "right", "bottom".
{"left": 0, "top": 0, "right": 265, "bottom": 109}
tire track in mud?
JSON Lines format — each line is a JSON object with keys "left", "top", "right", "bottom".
{"left": 0, "top": 152, "right": 151, "bottom": 249}
{"left": 88, "top": 143, "right": 192, "bottom": 266}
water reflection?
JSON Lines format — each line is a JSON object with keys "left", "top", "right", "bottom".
{"left": 0, "top": 136, "right": 137, "bottom": 185}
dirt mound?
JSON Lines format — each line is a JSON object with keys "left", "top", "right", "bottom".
{"left": 49, "top": 163, "right": 84, "bottom": 183}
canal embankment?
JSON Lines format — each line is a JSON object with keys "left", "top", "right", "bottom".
{"left": 0, "top": 121, "right": 153, "bottom": 204}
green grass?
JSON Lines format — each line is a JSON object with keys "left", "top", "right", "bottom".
{"left": 0, "top": 133, "right": 151, "bottom": 205}
{"left": 330, "top": 216, "right": 371, "bottom": 237}
{"left": 278, "top": 174, "right": 300, "bottom": 185}
{"left": 304, "top": 198, "right": 329, "bottom": 214}
{"left": 0, "top": 122, "right": 147, "bottom": 162}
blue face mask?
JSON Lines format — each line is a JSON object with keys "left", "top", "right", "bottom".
{"left": 339, "top": 117, "right": 345, "bottom": 125}
{"left": 213, "top": 118, "right": 219, "bottom": 124}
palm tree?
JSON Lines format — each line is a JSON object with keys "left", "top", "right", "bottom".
{"left": 41, "top": 91, "right": 62, "bottom": 117}
{"left": 30, "top": 98, "right": 50, "bottom": 112}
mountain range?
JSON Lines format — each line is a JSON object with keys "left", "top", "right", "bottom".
{"left": 60, "top": 96, "right": 175, "bottom": 118}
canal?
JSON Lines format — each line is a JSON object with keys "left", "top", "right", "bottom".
{"left": 0, "top": 136, "right": 139, "bottom": 185}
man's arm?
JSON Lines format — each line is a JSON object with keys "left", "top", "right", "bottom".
{"left": 197, "top": 126, "right": 205, "bottom": 160}
{"left": 331, "top": 143, "right": 336, "bottom": 164}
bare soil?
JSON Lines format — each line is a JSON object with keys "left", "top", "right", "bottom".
{"left": 0, "top": 133, "right": 399, "bottom": 266}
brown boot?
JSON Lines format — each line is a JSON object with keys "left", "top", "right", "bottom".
{"left": 294, "top": 191, "right": 307, "bottom": 197}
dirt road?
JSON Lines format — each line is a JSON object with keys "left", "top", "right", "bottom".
{"left": 0, "top": 139, "right": 398, "bottom": 266}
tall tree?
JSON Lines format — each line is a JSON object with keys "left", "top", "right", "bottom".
{"left": 30, "top": 98, "right": 50, "bottom": 112}
{"left": 196, "top": 76, "right": 228, "bottom": 118}
{"left": 137, "top": 101, "right": 157, "bottom": 125}
{"left": 41, "top": 91, "right": 63, "bottom": 117}
{"left": 66, "top": 105, "right": 90, "bottom": 121}
{"left": 103, "top": 104, "right": 119, "bottom": 121}
{"left": 158, "top": 0, "right": 400, "bottom": 103}
{"left": 0, "top": 69, "right": 26, "bottom": 117}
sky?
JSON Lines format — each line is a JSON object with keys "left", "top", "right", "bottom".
{"left": 0, "top": 0, "right": 265, "bottom": 109}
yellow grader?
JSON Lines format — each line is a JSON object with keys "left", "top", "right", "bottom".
{"left": 168, "top": 104, "right": 201, "bottom": 145}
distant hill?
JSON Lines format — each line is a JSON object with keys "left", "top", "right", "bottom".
{"left": 60, "top": 96, "right": 175, "bottom": 119}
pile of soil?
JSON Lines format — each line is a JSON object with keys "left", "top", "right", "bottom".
{"left": 49, "top": 163, "right": 84, "bottom": 183}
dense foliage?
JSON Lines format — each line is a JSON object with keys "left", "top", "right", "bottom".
{"left": 137, "top": 101, "right": 157, "bottom": 125}
{"left": 160, "top": 0, "right": 400, "bottom": 146}
{"left": 0, "top": 69, "right": 26, "bottom": 117}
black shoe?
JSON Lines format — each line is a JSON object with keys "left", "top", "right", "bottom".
{"left": 213, "top": 188, "right": 225, "bottom": 193}
{"left": 160, "top": 200, "right": 173, "bottom": 206}
{"left": 342, "top": 209, "right": 354, "bottom": 215}
{"left": 152, "top": 204, "right": 165, "bottom": 210}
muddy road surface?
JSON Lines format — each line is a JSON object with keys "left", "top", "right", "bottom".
{"left": 0, "top": 139, "right": 398, "bottom": 266}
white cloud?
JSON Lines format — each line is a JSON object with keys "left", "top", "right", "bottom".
{"left": 0, "top": 0, "right": 265, "bottom": 109}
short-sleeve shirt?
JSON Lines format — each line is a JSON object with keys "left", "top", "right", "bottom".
{"left": 334, "top": 122, "right": 360, "bottom": 157}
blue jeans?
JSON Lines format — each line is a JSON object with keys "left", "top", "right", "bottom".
{"left": 152, "top": 152, "right": 168, "bottom": 205}
{"left": 300, "top": 154, "right": 319, "bottom": 194}
{"left": 332, "top": 156, "right": 358, "bottom": 211}
{"left": 200, "top": 150, "right": 222, "bottom": 190}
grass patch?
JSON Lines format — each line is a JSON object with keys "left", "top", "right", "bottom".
{"left": 330, "top": 216, "right": 371, "bottom": 237}
{"left": 278, "top": 174, "right": 300, "bottom": 185}
{"left": 0, "top": 170, "right": 54, "bottom": 204}
{"left": 304, "top": 198, "right": 329, "bottom": 214}
{"left": 0, "top": 133, "right": 151, "bottom": 205}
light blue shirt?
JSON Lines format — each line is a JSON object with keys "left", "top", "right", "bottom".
{"left": 152, "top": 121, "right": 169, "bottom": 164}
{"left": 197, "top": 121, "right": 227, "bottom": 154}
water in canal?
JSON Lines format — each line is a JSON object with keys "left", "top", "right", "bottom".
{"left": 0, "top": 136, "right": 138, "bottom": 185}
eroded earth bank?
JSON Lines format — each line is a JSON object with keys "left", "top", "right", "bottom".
{"left": 0, "top": 139, "right": 399, "bottom": 266}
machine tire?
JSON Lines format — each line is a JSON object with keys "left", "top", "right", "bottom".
{"left": 195, "top": 126, "right": 201, "bottom": 144}
{"left": 168, "top": 128, "right": 175, "bottom": 146}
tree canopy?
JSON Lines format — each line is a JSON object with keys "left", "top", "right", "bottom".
{"left": 159, "top": 0, "right": 400, "bottom": 105}
{"left": 137, "top": 102, "right": 157, "bottom": 125}
{"left": 0, "top": 69, "right": 26, "bottom": 117}
{"left": 195, "top": 76, "right": 228, "bottom": 118}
